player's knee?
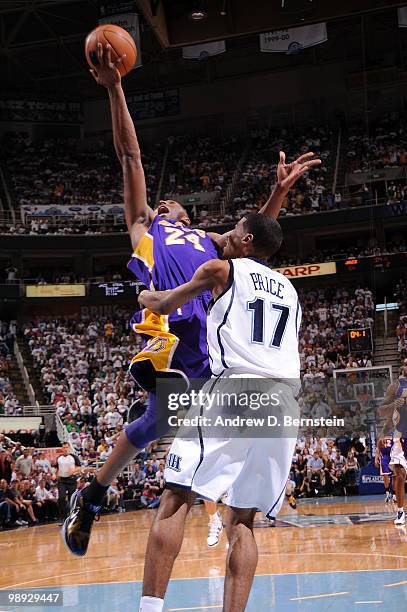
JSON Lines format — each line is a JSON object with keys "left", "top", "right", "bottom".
{"left": 224, "top": 507, "right": 256, "bottom": 538}
{"left": 125, "top": 408, "right": 170, "bottom": 449}
{"left": 153, "top": 488, "right": 194, "bottom": 521}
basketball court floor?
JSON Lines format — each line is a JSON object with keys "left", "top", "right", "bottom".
{"left": 2, "top": 495, "right": 407, "bottom": 611}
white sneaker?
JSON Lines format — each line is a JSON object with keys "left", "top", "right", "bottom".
{"left": 394, "top": 510, "right": 406, "bottom": 526}
{"left": 207, "top": 515, "right": 223, "bottom": 547}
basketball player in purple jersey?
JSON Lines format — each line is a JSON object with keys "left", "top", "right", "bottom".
{"left": 63, "top": 42, "right": 321, "bottom": 556}
{"left": 375, "top": 436, "right": 394, "bottom": 502}
{"left": 380, "top": 360, "right": 407, "bottom": 525}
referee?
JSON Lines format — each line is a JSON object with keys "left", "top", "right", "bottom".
{"left": 56, "top": 443, "right": 81, "bottom": 524}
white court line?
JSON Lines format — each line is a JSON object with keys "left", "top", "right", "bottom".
{"left": 2, "top": 565, "right": 406, "bottom": 590}
{"left": 384, "top": 579, "right": 407, "bottom": 587}
{"left": 290, "top": 592, "right": 349, "bottom": 601}
{"left": 354, "top": 602, "right": 383, "bottom": 604}
{"left": 168, "top": 606, "right": 222, "bottom": 611}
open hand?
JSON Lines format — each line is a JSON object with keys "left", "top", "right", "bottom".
{"left": 89, "top": 43, "right": 125, "bottom": 88}
{"left": 277, "top": 151, "right": 321, "bottom": 192}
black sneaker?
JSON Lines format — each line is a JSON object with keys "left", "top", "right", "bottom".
{"left": 62, "top": 493, "right": 101, "bottom": 556}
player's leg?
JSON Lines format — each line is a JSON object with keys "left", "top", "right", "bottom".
{"left": 223, "top": 506, "right": 258, "bottom": 612}
{"left": 390, "top": 473, "right": 397, "bottom": 502}
{"left": 204, "top": 499, "right": 223, "bottom": 547}
{"left": 140, "top": 486, "right": 196, "bottom": 612}
{"left": 383, "top": 473, "right": 391, "bottom": 501}
{"left": 393, "top": 465, "right": 406, "bottom": 525}
{"left": 63, "top": 392, "right": 168, "bottom": 556}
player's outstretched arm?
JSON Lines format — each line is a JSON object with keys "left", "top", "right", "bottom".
{"left": 138, "top": 260, "right": 230, "bottom": 315}
{"left": 208, "top": 151, "right": 321, "bottom": 250}
{"left": 258, "top": 151, "right": 321, "bottom": 218}
{"left": 89, "top": 43, "right": 153, "bottom": 248}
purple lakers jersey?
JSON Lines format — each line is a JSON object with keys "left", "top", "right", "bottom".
{"left": 128, "top": 216, "right": 217, "bottom": 292}
{"left": 127, "top": 214, "right": 218, "bottom": 333}
{"left": 379, "top": 437, "right": 392, "bottom": 457}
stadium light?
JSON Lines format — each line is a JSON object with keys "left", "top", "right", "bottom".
{"left": 189, "top": 1, "right": 208, "bottom": 21}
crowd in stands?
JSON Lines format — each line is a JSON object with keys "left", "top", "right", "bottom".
{"left": 346, "top": 113, "right": 407, "bottom": 173}
{"left": 297, "top": 285, "right": 374, "bottom": 382}
{"left": 274, "top": 239, "right": 407, "bottom": 269}
{"left": 163, "top": 134, "right": 242, "bottom": 198}
{"left": 229, "top": 124, "right": 333, "bottom": 219}
{"left": 288, "top": 434, "right": 367, "bottom": 499}
{"left": 3, "top": 111, "right": 407, "bottom": 237}
{"left": 23, "top": 314, "right": 141, "bottom": 454}
{"left": 0, "top": 321, "right": 21, "bottom": 417}
{"left": 1, "top": 133, "right": 161, "bottom": 213}
{"left": 0, "top": 279, "right": 383, "bottom": 528}
{"left": 395, "top": 277, "right": 407, "bottom": 359}
{"left": 0, "top": 434, "right": 166, "bottom": 529}
{"left": 1, "top": 217, "right": 127, "bottom": 237}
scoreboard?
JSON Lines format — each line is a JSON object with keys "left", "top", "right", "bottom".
{"left": 90, "top": 281, "right": 144, "bottom": 298}
{"left": 347, "top": 328, "right": 373, "bottom": 353}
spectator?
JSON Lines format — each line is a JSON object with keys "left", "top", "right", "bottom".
{"left": 0, "top": 450, "right": 12, "bottom": 484}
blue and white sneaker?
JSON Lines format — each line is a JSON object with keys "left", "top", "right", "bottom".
{"left": 394, "top": 510, "right": 406, "bottom": 526}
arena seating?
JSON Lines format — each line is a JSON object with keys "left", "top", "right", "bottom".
{"left": 0, "top": 279, "right": 378, "bottom": 527}
{"left": 3, "top": 116, "right": 407, "bottom": 235}
{"left": 1, "top": 133, "right": 161, "bottom": 214}
{"left": 162, "top": 134, "right": 243, "bottom": 199}
{"left": 395, "top": 277, "right": 407, "bottom": 359}
{"left": 0, "top": 322, "right": 21, "bottom": 416}
{"left": 290, "top": 433, "right": 366, "bottom": 499}
{"left": 298, "top": 285, "right": 374, "bottom": 379}
{"left": 230, "top": 124, "right": 334, "bottom": 218}
{"left": 0, "top": 434, "right": 165, "bottom": 527}
{"left": 273, "top": 241, "right": 407, "bottom": 268}
{"left": 346, "top": 112, "right": 407, "bottom": 173}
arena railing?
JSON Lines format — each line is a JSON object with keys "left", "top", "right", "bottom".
{"left": 23, "top": 405, "right": 55, "bottom": 416}
{"left": 14, "top": 340, "right": 37, "bottom": 407}
{"left": 0, "top": 194, "right": 400, "bottom": 236}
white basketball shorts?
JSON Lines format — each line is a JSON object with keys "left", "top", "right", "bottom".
{"left": 164, "top": 372, "right": 299, "bottom": 517}
{"left": 390, "top": 438, "right": 407, "bottom": 473}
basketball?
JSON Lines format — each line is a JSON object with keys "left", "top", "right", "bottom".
{"left": 85, "top": 24, "right": 137, "bottom": 77}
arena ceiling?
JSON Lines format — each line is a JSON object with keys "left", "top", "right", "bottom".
{"left": 0, "top": 0, "right": 406, "bottom": 100}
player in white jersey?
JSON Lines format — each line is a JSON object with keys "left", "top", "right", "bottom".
{"left": 136, "top": 213, "right": 301, "bottom": 612}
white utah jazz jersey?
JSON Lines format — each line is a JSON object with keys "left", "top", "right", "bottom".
{"left": 207, "top": 258, "right": 301, "bottom": 378}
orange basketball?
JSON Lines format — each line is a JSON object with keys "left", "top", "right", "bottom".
{"left": 85, "top": 24, "right": 137, "bottom": 77}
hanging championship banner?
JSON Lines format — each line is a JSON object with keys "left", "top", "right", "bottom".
{"left": 182, "top": 40, "right": 226, "bottom": 60}
{"left": 398, "top": 7, "right": 407, "bottom": 27}
{"left": 260, "top": 23, "right": 327, "bottom": 54}
{"left": 99, "top": 10, "right": 142, "bottom": 68}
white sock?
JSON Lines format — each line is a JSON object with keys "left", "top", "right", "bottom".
{"left": 398, "top": 508, "right": 404, "bottom": 514}
{"left": 139, "top": 596, "right": 164, "bottom": 612}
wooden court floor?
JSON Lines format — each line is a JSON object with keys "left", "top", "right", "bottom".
{"left": 1, "top": 495, "right": 407, "bottom": 610}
